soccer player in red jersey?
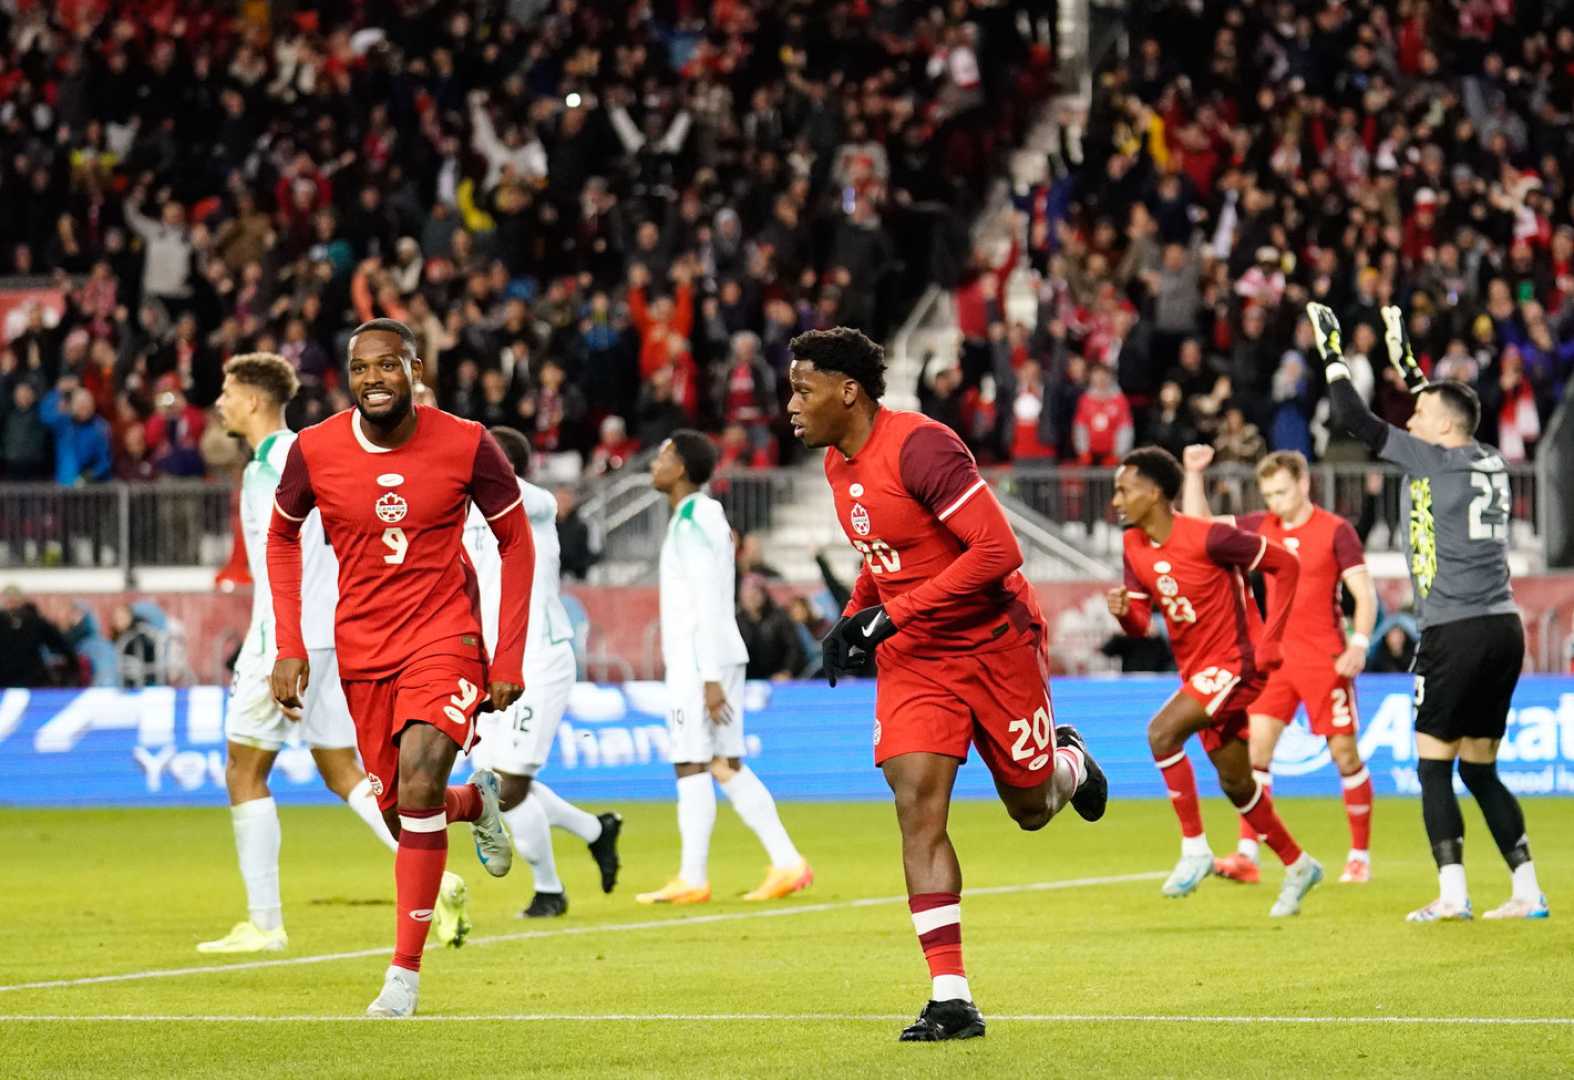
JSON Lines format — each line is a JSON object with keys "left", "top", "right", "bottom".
{"left": 786, "top": 327, "right": 1108, "bottom": 1043}
{"left": 1181, "top": 446, "right": 1379, "bottom": 885}
{"left": 1108, "top": 447, "right": 1325, "bottom": 916}
{"left": 267, "top": 319, "right": 535, "bottom": 1017}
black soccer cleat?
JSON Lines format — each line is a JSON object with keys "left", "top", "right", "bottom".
{"left": 899, "top": 999, "right": 986, "bottom": 1042}
{"left": 520, "top": 891, "right": 568, "bottom": 919}
{"left": 589, "top": 812, "right": 623, "bottom": 893}
{"left": 1056, "top": 724, "right": 1108, "bottom": 822}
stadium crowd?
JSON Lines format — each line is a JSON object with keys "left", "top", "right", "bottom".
{"left": 933, "top": 0, "right": 1574, "bottom": 471}
{"left": 0, "top": 0, "right": 1052, "bottom": 487}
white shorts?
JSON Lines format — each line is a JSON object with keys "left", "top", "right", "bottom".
{"left": 226, "top": 646, "right": 356, "bottom": 751}
{"left": 471, "top": 645, "right": 577, "bottom": 776}
{"left": 666, "top": 664, "right": 747, "bottom": 764}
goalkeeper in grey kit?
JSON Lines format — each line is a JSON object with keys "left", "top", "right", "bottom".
{"left": 1307, "top": 301, "right": 1548, "bottom": 922}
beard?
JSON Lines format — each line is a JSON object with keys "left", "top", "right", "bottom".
{"left": 356, "top": 391, "right": 412, "bottom": 429}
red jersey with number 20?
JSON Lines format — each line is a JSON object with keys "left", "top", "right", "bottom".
{"left": 268, "top": 407, "right": 533, "bottom": 683}
{"left": 1120, "top": 514, "right": 1277, "bottom": 682}
{"left": 825, "top": 408, "right": 1043, "bottom": 657}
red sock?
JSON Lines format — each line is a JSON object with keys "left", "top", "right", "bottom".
{"left": 444, "top": 784, "right": 483, "bottom": 823}
{"left": 392, "top": 806, "right": 448, "bottom": 972}
{"left": 1155, "top": 750, "right": 1205, "bottom": 838}
{"left": 909, "top": 892, "right": 964, "bottom": 980}
{"left": 1239, "top": 785, "right": 1303, "bottom": 866}
{"left": 1341, "top": 766, "right": 1373, "bottom": 852}
{"left": 1238, "top": 769, "right": 1271, "bottom": 843}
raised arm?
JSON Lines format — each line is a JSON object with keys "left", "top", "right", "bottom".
{"left": 1179, "top": 444, "right": 1216, "bottom": 518}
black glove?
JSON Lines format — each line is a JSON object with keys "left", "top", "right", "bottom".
{"left": 820, "top": 604, "right": 898, "bottom": 687}
{"left": 1381, "top": 304, "right": 1429, "bottom": 394}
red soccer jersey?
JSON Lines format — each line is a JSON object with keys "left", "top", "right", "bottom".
{"left": 824, "top": 408, "right": 1043, "bottom": 656}
{"left": 268, "top": 407, "right": 533, "bottom": 682}
{"left": 1120, "top": 514, "right": 1277, "bottom": 681}
{"left": 1236, "top": 506, "right": 1365, "bottom": 666}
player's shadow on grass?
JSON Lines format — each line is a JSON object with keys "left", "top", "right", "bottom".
{"left": 308, "top": 897, "right": 395, "bottom": 907}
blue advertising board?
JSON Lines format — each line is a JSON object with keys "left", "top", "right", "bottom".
{"left": 3, "top": 676, "right": 1574, "bottom": 808}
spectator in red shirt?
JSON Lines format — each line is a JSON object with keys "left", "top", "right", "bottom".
{"left": 587, "top": 414, "right": 639, "bottom": 478}
{"left": 1072, "top": 364, "right": 1133, "bottom": 466}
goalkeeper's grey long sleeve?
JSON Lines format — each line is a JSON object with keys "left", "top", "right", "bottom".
{"left": 1328, "top": 373, "right": 1391, "bottom": 453}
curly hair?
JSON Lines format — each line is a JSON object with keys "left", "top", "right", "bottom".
{"left": 224, "top": 352, "right": 300, "bottom": 407}
{"left": 1121, "top": 447, "right": 1184, "bottom": 501}
{"left": 789, "top": 326, "right": 886, "bottom": 401}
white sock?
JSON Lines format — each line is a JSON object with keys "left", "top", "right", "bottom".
{"left": 231, "top": 797, "right": 282, "bottom": 932}
{"left": 1181, "top": 834, "right": 1212, "bottom": 858}
{"left": 1439, "top": 863, "right": 1468, "bottom": 907}
{"left": 1348, "top": 849, "right": 1370, "bottom": 863}
{"left": 346, "top": 776, "right": 398, "bottom": 853}
{"left": 1237, "top": 838, "right": 1260, "bottom": 861}
{"left": 676, "top": 773, "right": 717, "bottom": 885}
{"left": 1048, "top": 747, "right": 1082, "bottom": 814}
{"left": 932, "top": 974, "right": 972, "bottom": 1002}
{"left": 503, "top": 795, "right": 563, "bottom": 894}
{"left": 1512, "top": 861, "right": 1542, "bottom": 902}
{"left": 532, "top": 781, "right": 602, "bottom": 843}
{"left": 720, "top": 766, "right": 801, "bottom": 868}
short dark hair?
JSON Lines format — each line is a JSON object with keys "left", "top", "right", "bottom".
{"left": 348, "top": 318, "right": 418, "bottom": 362}
{"left": 224, "top": 352, "right": 300, "bottom": 406}
{"left": 789, "top": 326, "right": 886, "bottom": 401}
{"left": 669, "top": 428, "right": 718, "bottom": 486}
{"left": 1422, "top": 380, "right": 1481, "bottom": 436}
{"left": 1122, "top": 446, "right": 1183, "bottom": 501}
{"left": 488, "top": 426, "right": 533, "bottom": 478}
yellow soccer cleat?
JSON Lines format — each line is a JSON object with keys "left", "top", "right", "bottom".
{"left": 742, "top": 860, "right": 814, "bottom": 901}
{"left": 432, "top": 871, "right": 471, "bottom": 948}
{"left": 635, "top": 878, "right": 711, "bottom": 905}
{"left": 196, "top": 921, "right": 288, "bottom": 954}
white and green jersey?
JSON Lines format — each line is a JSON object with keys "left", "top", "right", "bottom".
{"left": 464, "top": 476, "right": 575, "bottom": 668}
{"left": 658, "top": 491, "right": 749, "bottom": 682}
{"left": 240, "top": 429, "right": 338, "bottom": 655}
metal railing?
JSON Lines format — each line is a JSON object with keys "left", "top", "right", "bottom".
{"left": 0, "top": 480, "right": 234, "bottom": 581}
{"left": 996, "top": 462, "right": 1544, "bottom": 565}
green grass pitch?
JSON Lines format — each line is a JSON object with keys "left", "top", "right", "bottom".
{"left": 2, "top": 796, "right": 1571, "bottom": 1078}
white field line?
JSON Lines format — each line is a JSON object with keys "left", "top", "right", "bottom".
{"left": 0, "top": 871, "right": 1163, "bottom": 995}
{"left": 1, "top": 1013, "right": 1571, "bottom": 1026}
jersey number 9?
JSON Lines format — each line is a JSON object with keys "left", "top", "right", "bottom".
{"left": 382, "top": 527, "right": 408, "bottom": 565}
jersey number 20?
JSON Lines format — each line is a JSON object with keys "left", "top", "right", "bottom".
{"left": 852, "top": 538, "right": 901, "bottom": 574}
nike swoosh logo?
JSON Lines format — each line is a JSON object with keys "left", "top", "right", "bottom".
{"left": 861, "top": 612, "right": 886, "bottom": 639}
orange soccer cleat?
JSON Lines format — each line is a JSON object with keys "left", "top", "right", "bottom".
{"left": 742, "top": 860, "right": 815, "bottom": 901}
{"left": 634, "top": 878, "right": 712, "bottom": 905}
{"left": 1339, "top": 857, "right": 1372, "bottom": 884}
{"left": 1213, "top": 852, "right": 1261, "bottom": 884}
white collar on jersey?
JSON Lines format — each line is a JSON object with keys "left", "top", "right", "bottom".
{"left": 351, "top": 410, "right": 395, "bottom": 454}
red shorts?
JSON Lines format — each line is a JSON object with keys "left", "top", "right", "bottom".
{"left": 1251, "top": 665, "right": 1359, "bottom": 737}
{"left": 341, "top": 638, "right": 489, "bottom": 811}
{"left": 1178, "top": 662, "right": 1267, "bottom": 754}
{"left": 873, "top": 634, "right": 1055, "bottom": 789}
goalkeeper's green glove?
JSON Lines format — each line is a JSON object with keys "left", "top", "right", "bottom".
{"left": 1381, "top": 304, "right": 1429, "bottom": 394}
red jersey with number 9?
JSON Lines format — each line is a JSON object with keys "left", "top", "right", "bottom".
{"left": 1121, "top": 514, "right": 1270, "bottom": 682}
{"left": 824, "top": 408, "right": 1044, "bottom": 657}
{"left": 269, "top": 407, "right": 531, "bottom": 681}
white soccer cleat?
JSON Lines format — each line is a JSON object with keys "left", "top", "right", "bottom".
{"left": 1405, "top": 898, "right": 1473, "bottom": 923}
{"left": 468, "top": 768, "right": 513, "bottom": 878}
{"left": 1161, "top": 853, "right": 1214, "bottom": 898}
{"left": 1482, "top": 895, "right": 1550, "bottom": 920}
{"left": 1269, "top": 855, "right": 1324, "bottom": 917}
{"left": 196, "top": 921, "right": 288, "bottom": 954}
{"left": 366, "top": 964, "right": 419, "bottom": 1018}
